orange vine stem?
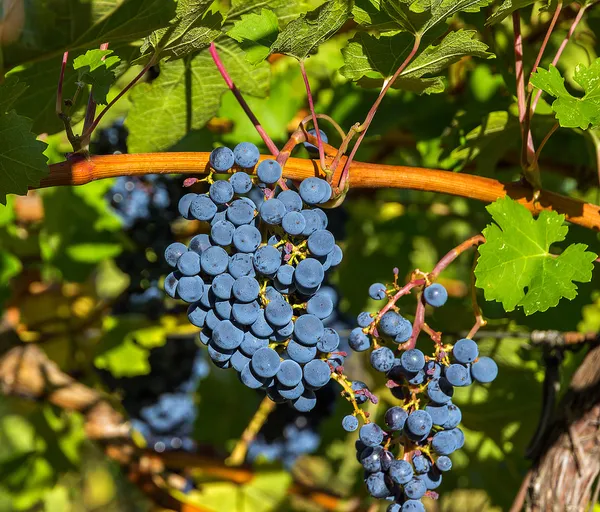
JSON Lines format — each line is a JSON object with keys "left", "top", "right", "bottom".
{"left": 38, "top": 152, "right": 600, "bottom": 231}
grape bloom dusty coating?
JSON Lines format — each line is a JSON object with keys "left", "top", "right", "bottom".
{"left": 346, "top": 279, "right": 499, "bottom": 509}
{"left": 163, "top": 144, "right": 345, "bottom": 412}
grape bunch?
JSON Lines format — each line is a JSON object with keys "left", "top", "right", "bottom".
{"left": 163, "top": 142, "right": 345, "bottom": 413}
{"left": 345, "top": 280, "right": 498, "bottom": 511}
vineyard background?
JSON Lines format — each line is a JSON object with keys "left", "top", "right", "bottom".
{"left": 1, "top": 0, "right": 600, "bottom": 511}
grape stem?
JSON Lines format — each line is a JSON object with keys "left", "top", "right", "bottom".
{"left": 82, "top": 42, "right": 110, "bottom": 143}
{"left": 338, "top": 35, "right": 422, "bottom": 191}
{"left": 299, "top": 60, "right": 327, "bottom": 172}
{"left": 55, "top": 51, "right": 69, "bottom": 116}
{"left": 209, "top": 42, "right": 279, "bottom": 158}
{"left": 330, "top": 371, "right": 370, "bottom": 424}
{"left": 226, "top": 395, "right": 276, "bottom": 466}
{"left": 467, "top": 252, "right": 487, "bottom": 339}
{"left": 38, "top": 154, "right": 600, "bottom": 231}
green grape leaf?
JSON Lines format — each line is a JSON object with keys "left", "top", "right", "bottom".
{"left": 0, "top": 76, "right": 27, "bottom": 113}
{"left": 475, "top": 197, "right": 597, "bottom": 315}
{"left": 127, "top": 37, "right": 270, "bottom": 153}
{"left": 73, "top": 50, "right": 121, "bottom": 105}
{"left": 486, "top": 0, "right": 538, "bottom": 25}
{"left": 4, "top": 0, "right": 176, "bottom": 70}
{"left": 530, "top": 61, "right": 600, "bottom": 129}
{"left": 0, "top": 111, "right": 48, "bottom": 205}
{"left": 142, "top": 0, "right": 222, "bottom": 61}
{"left": 352, "top": 0, "right": 399, "bottom": 33}
{"left": 342, "top": 30, "right": 493, "bottom": 94}
{"left": 227, "top": 9, "right": 280, "bottom": 64}
{"left": 269, "top": 0, "right": 353, "bottom": 60}
{"left": 381, "top": 0, "right": 493, "bottom": 35}
{"left": 226, "top": 0, "right": 325, "bottom": 29}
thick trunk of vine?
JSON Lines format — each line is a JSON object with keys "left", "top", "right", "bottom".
{"left": 526, "top": 344, "right": 600, "bottom": 511}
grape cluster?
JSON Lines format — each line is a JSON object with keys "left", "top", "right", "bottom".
{"left": 164, "top": 143, "right": 345, "bottom": 413}
{"left": 102, "top": 335, "right": 209, "bottom": 452}
{"left": 345, "top": 280, "right": 498, "bottom": 511}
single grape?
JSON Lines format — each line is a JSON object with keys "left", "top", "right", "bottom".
{"left": 307, "top": 229, "right": 335, "bottom": 256}
{"left": 303, "top": 359, "right": 331, "bottom": 389}
{"left": 276, "top": 265, "right": 294, "bottom": 286}
{"left": 178, "top": 193, "right": 196, "bottom": 219}
{"left": 229, "top": 172, "right": 252, "bottom": 194}
{"left": 260, "top": 198, "right": 287, "bottom": 225}
{"left": 211, "top": 220, "right": 235, "bottom": 246}
{"left": 294, "top": 314, "right": 324, "bottom": 346}
{"left": 257, "top": 159, "right": 282, "bottom": 184}
{"left": 189, "top": 234, "right": 212, "bottom": 255}
{"left": 361, "top": 445, "right": 383, "bottom": 473}
{"left": 177, "top": 251, "right": 201, "bottom": 276}
{"left": 431, "top": 430, "right": 458, "bottom": 455}
{"left": 190, "top": 194, "right": 217, "bottom": 221}
{"left": 201, "top": 246, "right": 229, "bottom": 276}
{"left": 251, "top": 310, "right": 275, "bottom": 338}
{"left": 211, "top": 273, "right": 235, "bottom": 300}
{"left": 282, "top": 211, "right": 307, "bottom": 235}
{"left": 233, "top": 142, "right": 260, "bottom": 168}
{"left": 187, "top": 303, "right": 207, "bottom": 327}
{"left": 404, "top": 478, "right": 427, "bottom": 500}
{"left": 251, "top": 347, "right": 281, "bottom": 378}
{"left": 229, "top": 253, "right": 255, "bottom": 278}
{"left": 177, "top": 276, "right": 204, "bottom": 303}
{"left": 165, "top": 242, "right": 187, "bottom": 267}
{"left": 253, "top": 245, "right": 282, "bottom": 275}
{"left": 232, "top": 225, "right": 262, "bottom": 253}
{"left": 299, "top": 177, "right": 329, "bottom": 204}
{"left": 277, "top": 190, "right": 303, "bottom": 212}
{"left": 436, "top": 455, "right": 452, "bottom": 472}
{"left": 406, "top": 410, "right": 433, "bottom": 437}
{"left": 453, "top": 338, "right": 479, "bottom": 363}
{"left": 425, "top": 404, "right": 449, "bottom": 426}
{"left": 212, "top": 320, "right": 244, "bottom": 350}
{"left": 394, "top": 318, "right": 413, "bottom": 343}
{"left": 209, "top": 180, "right": 234, "bottom": 204}
{"left": 445, "top": 363, "right": 471, "bottom": 387}
{"left": 300, "top": 209, "right": 323, "bottom": 236}
{"left": 379, "top": 311, "right": 405, "bottom": 337}
{"left": 423, "top": 283, "right": 448, "bottom": 307}
{"left": 402, "top": 500, "right": 425, "bottom": 512}
{"left": 316, "top": 328, "right": 339, "bottom": 353}
{"left": 292, "top": 390, "right": 317, "bottom": 412}
{"left": 210, "top": 146, "right": 234, "bottom": 172}
{"left": 413, "top": 454, "right": 430, "bottom": 474}
{"left": 294, "top": 258, "right": 324, "bottom": 289}
{"left": 385, "top": 406, "right": 408, "bottom": 431}
{"left": 427, "top": 377, "right": 454, "bottom": 404}
{"left": 371, "top": 347, "right": 395, "bottom": 373}
{"left": 401, "top": 348, "right": 425, "bottom": 372}
{"left": 265, "top": 298, "right": 293, "bottom": 327}
{"left": 471, "top": 356, "right": 498, "bottom": 383}
{"left": 349, "top": 327, "right": 371, "bottom": 352}
{"left": 342, "top": 415, "right": 359, "bottom": 432}
{"left": 226, "top": 199, "right": 256, "bottom": 226}
{"left": 232, "top": 276, "right": 260, "bottom": 303}
{"left": 240, "top": 363, "right": 267, "bottom": 389}
{"left": 419, "top": 467, "right": 442, "bottom": 490}
{"left": 232, "top": 300, "right": 260, "bottom": 325}
{"left": 364, "top": 472, "right": 391, "bottom": 499}
{"left": 240, "top": 332, "right": 269, "bottom": 357}
{"left": 278, "top": 381, "right": 305, "bottom": 400}
{"left": 230, "top": 350, "right": 251, "bottom": 372}
{"left": 369, "top": 283, "right": 387, "bottom": 300}
{"left": 388, "top": 459, "right": 413, "bottom": 485}
{"left": 359, "top": 423, "right": 384, "bottom": 447}
{"left": 442, "top": 403, "right": 462, "bottom": 429}
{"left": 357, "top": 312, "right": 374, "bottom": 327}
{"left": 276, "top": 359, "right": 303, "bottom": 387}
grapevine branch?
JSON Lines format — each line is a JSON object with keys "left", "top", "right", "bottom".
{"left": 39, "top": 153, "right": 600, "bottom": 231}
{"left": 209, "top": 42, "right": 279, "bottom": 157}
{"left": 299, "top": 60, "right": 327, "bottom": 172}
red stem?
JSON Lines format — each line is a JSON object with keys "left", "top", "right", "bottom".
{"left": 531, "top": 1, "right": 563, "bottom": 77}
{"left": 56, "top": 52, "right": 69, "bottom": 115}
{"left": 338, "top": 35, "right": 422, "bottom": 188}
{"left": 209, "top": 42, "right": 279, "bottom": 157}
{"left": 430, "top": 235, "right": 485, "bottom": 279}
{"left": 299, "top": 60, "right": 326, "bottom": 173}
{"left": 83, "top": 43, "right": 109, "bottom": 137}
{"left": 534, "top": 122, "right": 559, "bottom": 164}
{"left": 81, "top": 57, "right": 154, "bottom": 142}
{"left": 531, "top": 3, "right": 588, "bottom": 114}
{"left": 512, "top": 12, "right": 535, "bottom": 168}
